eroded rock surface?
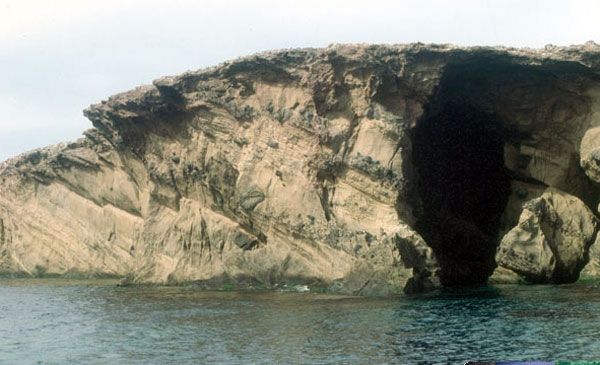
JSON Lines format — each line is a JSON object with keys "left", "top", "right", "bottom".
{"left": 495, "top": 188, "right": 598, "bottom": 283}
{"left": 580, "top": 234, "right": 600, "bottom": 280}
{"left": 2, "top": 42, "right": 600, "bottom": 293}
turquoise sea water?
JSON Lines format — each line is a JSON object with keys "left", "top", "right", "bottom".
{"left": 1, "top": 279, "right": 599, "bottom": 364}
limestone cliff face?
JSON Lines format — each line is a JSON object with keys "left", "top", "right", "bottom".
{"left": 2, "top": 43, "right": 600, "bottom": 294}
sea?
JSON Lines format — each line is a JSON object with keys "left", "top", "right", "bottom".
{"left": 1, "top": 279, "right": 599, "bottom": 364}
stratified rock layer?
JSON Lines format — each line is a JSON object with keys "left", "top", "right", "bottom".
{"left": 2, "top": 42, "right": 600, "bottom": 293}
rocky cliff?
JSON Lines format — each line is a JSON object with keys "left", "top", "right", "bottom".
{"left": 2, "top": 43, "right": 600, "bottom": 294}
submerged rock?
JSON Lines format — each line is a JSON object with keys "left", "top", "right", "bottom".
{"left": 2, "top": 43, "right": 600, "bottom": 293}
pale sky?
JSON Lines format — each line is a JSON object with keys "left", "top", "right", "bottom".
{"left": 1, "top": 0, "right": 599, "bottom": 161}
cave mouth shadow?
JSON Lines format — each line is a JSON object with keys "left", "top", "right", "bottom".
{"left": 411, "top": 100, "right": 512, "bottom": 287}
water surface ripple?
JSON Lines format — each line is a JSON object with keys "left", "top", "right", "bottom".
{"left": 1, "top": 279, "right": 599, "bottom": 364}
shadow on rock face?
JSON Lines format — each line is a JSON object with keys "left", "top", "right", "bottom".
{"left": 411, "top": 63, "right": 515, "bottom": 286}
{"left": 411, "top": 103, "right": 511, "bottom": 286}
{"left": 410, "top": 56, "right": 600, "bottom": 287}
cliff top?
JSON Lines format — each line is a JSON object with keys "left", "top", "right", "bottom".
{"left": 3, "top": 41, "right": 600, "bottom": 172}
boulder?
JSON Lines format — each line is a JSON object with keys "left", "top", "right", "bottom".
{"left": 580, "top": 234, "right": 600, "bottom": 281}
{"left": 496, "top": 188, "right": 598, "bottom": 283}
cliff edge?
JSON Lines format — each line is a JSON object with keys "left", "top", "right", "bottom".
{"left": 2, "top": 42, "right": 600, "bottom": 294}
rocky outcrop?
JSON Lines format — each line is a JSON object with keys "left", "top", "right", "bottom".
{"left": 2, "top": 42, "right": 600, "bottom": 293}
{"left": 495, "top": 188, "right": 598, "bottom": 283}
{"left": 581, "top": 235, "right": 600, "bottom": 280}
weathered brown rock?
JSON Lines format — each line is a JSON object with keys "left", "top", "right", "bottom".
{"left": 2, "top": 43, "right": 600, "bottom": 293}
{"left": 495, "top": 188, "right": 598, "bottom": 283}
{"left": 581, "top": 199, "right": 600, "bottom": 281}
{"left": 581, "top": 234, "right": 600, "bottom": 280}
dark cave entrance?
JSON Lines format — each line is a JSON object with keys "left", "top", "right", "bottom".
{"left": 411, "top": 64, "right": 513, "bottom": 286}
